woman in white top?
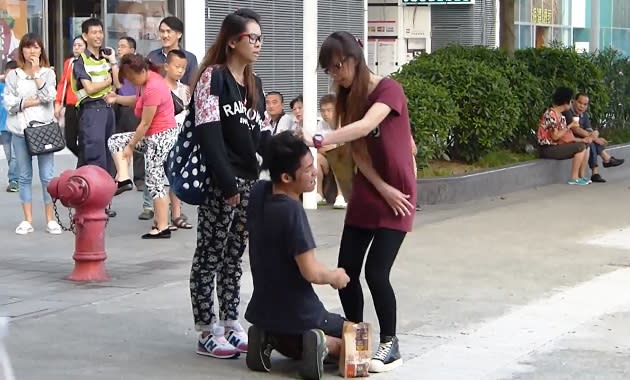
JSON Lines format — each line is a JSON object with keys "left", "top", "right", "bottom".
{"left": 4, "top": 33, "right": 59, "bottom": 235}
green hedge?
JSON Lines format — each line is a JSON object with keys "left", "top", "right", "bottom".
{"left": 394, "top": 45, "right": 630, "bottom": 167}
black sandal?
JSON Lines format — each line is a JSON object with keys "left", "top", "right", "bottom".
{"left": 115, "top": 179, "right": 133, "bottom": 196}
{"left": 142, "top": 226, "right": 171, "bottom": 239}
{"left": 171, "top": 216, "right": 193, "bottom": 230}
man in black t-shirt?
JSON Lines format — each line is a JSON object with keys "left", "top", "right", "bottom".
{"left": 245, "top": 131, "right": 350, "bottom": 380}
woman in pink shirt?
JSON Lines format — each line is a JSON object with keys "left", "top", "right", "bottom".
{"left": 106, "top": 54, "right": 178, "bottom": 239}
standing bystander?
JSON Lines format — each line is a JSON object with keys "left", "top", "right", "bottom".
{"left": 147, "top": 17, "right": 198, "bottom": 86}
{"left": 53, "top": 36, "right": 86, "bottom": 162}
{"left": 0, "top": 60, "right": 18, "bottom": 193}
{"left": 72, "top": 18, "right": 121, "bottom": 218}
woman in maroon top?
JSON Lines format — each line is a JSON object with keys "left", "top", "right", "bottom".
{"left": 314, "top": 31, "right": 416, "bottom": 373}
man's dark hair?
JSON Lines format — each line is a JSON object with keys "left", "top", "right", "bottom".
{"left": 160, "top": 16, "right": 184, "bottom": 35}
{"left": 120, "top": 36, "right": 137, "bottom": 50}
{"left": 319, "top": 93, "right": 336, "bottom": 108}
{"left": 290, "top": 95, "right": 303, "bottom": 109}
{"left": 265, "top": 131, "right": 311, "bottom": 184}
{"left": 266, "top": 91, "right": 283, "bottom": 103}
{"left": 4, "top": 60, "right": 17, "bottom": 71}
{"left": 166, "top": 49, "right": 187, "bottom": 63}
{"left": 575, "top": 92, "right": 589, "bottom": 100}
{"left": 81, "top": 18, "right": 103, "bottom": 34}
{"left": 552, "top": 87, "right": 574, "bottom": 106}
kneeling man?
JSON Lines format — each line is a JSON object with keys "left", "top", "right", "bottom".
{"left": 245, "top": 131, "right": 350, "bottom": 380}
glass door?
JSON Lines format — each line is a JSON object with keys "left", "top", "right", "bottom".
{"left": 105, "top": 0, "right": 178, "bottom": 56}
{"left": 49, "top": 0, "right": 102, "bottom": 75}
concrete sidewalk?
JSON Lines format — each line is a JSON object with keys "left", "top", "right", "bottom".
{"left": 2, "top": 154, "right": 630, "bottom": 379}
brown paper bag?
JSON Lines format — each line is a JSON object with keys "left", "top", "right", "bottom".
{"left": 326, "top": 144, "right": 354, "bottom": 201}
{"left": 339, "top": 322, "right": 372, "bottom": 378}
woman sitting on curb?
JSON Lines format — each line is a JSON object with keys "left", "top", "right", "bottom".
{"left": 537, "top": 87, "right": 591, "bottom": 186}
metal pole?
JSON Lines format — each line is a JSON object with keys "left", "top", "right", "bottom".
{"left": 590, "top": 0, "right": 600, "bottom": 52}
{"left": 303, "top": 0, "right": 318, "bottom": 210}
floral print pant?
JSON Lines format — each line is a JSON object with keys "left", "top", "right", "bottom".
{"left": 190, "top": 177, "right": 255, "bottom": 331}
{"left": 107, "top": 127, "right": 178, "bottom": 199}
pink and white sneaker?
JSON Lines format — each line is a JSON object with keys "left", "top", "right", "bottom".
{"left": 225, "top": 321, "right": 248, "bottom": 353}
{"left": 196, "top": 325, "right": 240, "bottom": 359}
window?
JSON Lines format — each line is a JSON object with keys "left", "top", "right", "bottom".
{"left": 518, "top": 24, "right": 533, "bottom": 49}
{"left": 106, "top": 0, "right": 178, "bottom": 55}
{"left": 0, "top": 0, "right": 43, "bottom": 70}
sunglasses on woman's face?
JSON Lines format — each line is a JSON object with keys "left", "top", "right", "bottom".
{"left": 324, "top": 57, "right": 347, "bottom": 75}
{"left": 239, "top": 33, "right": 264, "bottom": 45}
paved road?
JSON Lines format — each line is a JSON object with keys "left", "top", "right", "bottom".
{"left": 1, "top": 153, "right": 630, "bottom": 379}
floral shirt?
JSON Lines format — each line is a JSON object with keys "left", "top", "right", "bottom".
{"left": 537, "top": 108, "right": 574, "bottom": 145}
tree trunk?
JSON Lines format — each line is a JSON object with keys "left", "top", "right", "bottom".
{"left": 499, "top": 0, "right": 516, "bottom": 56}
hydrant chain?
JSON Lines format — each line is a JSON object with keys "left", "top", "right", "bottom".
{"left": 53, "top": 200, "right": 76, "bottom": 234}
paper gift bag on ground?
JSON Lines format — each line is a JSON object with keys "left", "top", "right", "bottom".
{"left": 339, "top": 321, "right": 372, "bottom": 378}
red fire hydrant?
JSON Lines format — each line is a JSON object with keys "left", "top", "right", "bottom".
{"left": 48, "top": 165, "right": 116, "bottom": 282}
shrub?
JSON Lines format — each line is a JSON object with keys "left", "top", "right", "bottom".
{"left": 395, "top": 54, "right": 521, "bottom": 162}
{"left": 587, "top": 47, "right": 630, "bottom": 129}
{"left": 432, "top": 45, "right": 546, "bottom": 149}
{"left": 515, "top": 46, "right": 608, "bottom": 127}
{"left": 393, "top": 77, "right": 458, "bottom": 167}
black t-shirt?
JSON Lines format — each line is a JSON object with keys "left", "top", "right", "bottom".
{"left": 244, "top": 181, "right": 327, "bottom": 334}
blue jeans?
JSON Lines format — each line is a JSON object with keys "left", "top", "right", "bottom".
{"left": 0, "top": 131, "right": 18, "bottom": 183}
{"left": 142, "top": 186, "right": 153, "bottom": 210}
{"left": 589, "top": 141, "right": 605, "bottom": 169}
{"left": 11, "top": 134, "right": 54, "bottom": 204}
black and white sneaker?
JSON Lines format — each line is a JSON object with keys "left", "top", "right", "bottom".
{"left": 245, "top": 325, "right": 272, "bottom": 372}
{"left": 299, "top": 329, "right": 328, "bottom": 380}
{"left": 369, "top": 336, "right": 403, "bottom": 373}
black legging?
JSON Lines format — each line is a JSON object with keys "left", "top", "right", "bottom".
{"left": 337, "top": 225, "right": 406, "bottom": 340}
{"left": 64, "top": 105, "right": 80, "bottom": 158}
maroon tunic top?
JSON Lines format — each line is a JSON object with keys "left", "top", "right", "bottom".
{"left": 345, "top": 78, "right": 416, "bottom": 233}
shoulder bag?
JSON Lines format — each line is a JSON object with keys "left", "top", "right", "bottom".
{"left": 23, "top": 111, "right": 65, "bottom": 156}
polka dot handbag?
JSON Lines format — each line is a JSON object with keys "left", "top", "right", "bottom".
{"left": 165, "top": 110, "right": 211, "bottom": 205}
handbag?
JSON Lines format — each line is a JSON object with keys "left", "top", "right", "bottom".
{"left": 165, "top": 92, "right": 211, "bottom": 205}
{"left": 165, "top": 65, "right": 225, "bottom": 205}
{"left": 23, "top": 119, "right": 65, "bottom": 156}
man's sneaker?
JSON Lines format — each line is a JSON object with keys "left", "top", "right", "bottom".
{"left": 568, "top": 178, "right": 588, "bottom": 186}
{"left": 603, "top": 157, "right": 624, "bottom": 168}
{"left": 591, "top": 173, "right": 606, "bottom": 183}
{"left": 138, "top": 209, "right": 154, "bottom": 220}
{"left": 225, "top": 321, "right": 248, "bottom": 353}
{"left": 333, "top": 195, "right": 347, "bottom": 209}
{"left": 196, "top": 326, "right": 240, "bottom": 359}
{"left": 369, "top": 336, "right": 403, "bottom": 373}
{"left": 246, "top": 325, "right": 272, "bottom": 373}
{"left": 5, "top": 181, "right": 18, "bottom": 192}
{"left": 299, "top": 329, "right": 327, "bottom": 380}
{"left": 316, "top": 193, "right": 327, "bottom": 206}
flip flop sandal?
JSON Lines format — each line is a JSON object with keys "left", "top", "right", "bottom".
{"left": 171, "top": 216, "right": 193, "bottom": 230}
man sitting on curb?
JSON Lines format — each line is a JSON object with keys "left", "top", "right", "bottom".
{"left": 562, "top": 93, "right": 624, "bottom": 183}
{"left": 245, "top": 131, "right": 350, "bottom": 380}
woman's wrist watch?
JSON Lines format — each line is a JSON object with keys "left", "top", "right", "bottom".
{"left": 313, "top": 134, "right": 325, "bottom": 148}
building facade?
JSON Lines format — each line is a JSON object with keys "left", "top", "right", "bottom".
{"left": 0, "top": 0, "right": 364, "bottom": 109}
{"left": 204, "top": 0, "right": 365, "bottom": 103}
{"left": 515, "top": 0, "right": 630, "bottom": 54}
{"left": 367, "top": 0, "right": 497, "bottom": 76}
